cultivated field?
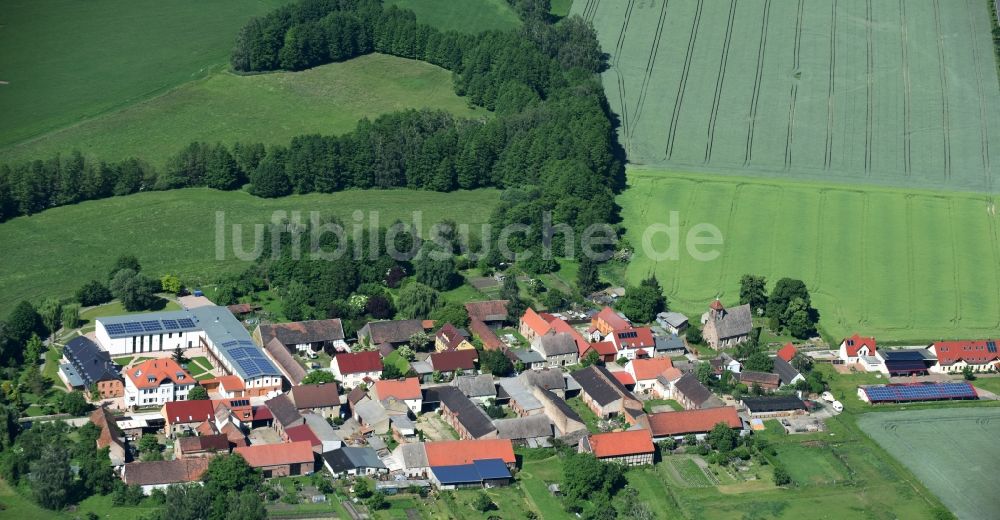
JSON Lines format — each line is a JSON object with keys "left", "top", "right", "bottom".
{"left": 574, "top": 0, "right": 1000, "bottom": 192}
{"left": 0, "top": 188, "right": 499, "bottom": 317}
{"left": 620, "top": 169, "right": 1000, "bottom": 341}
{"left": 858, "top": 408, "right": 1000, "bottom": 520}
{"left": 0, "top": 0, "right": 286, "bottom": 147}
{"left": 385, "top": 0, "right": 521, "bottom": 33}
{"left": 2, "top": 54, "right": 484, "bottom": 166}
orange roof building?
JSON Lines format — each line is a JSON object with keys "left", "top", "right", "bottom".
{"left": 519, "top": 308, "right": 553, "bottom": 340}
{"left": 580, "top": 429, "right": 654, "bottom": 466}
{"left": 234, "top": 441, "right": 316, "bottom": 477}
{"left": 373, "top": 377, "right": 422, "bottom": 402}
{"left": 124, "top": 358, "right": 196, "bottom": 407}
{"left": 628, "top": 358, "right": 674, "bottom": 382}
{"left": 645, "top": 407, "right": 742, "bottom": 438}
{"left": 591, "top": 307, "right": 631, "bottom": 336}
{"left": 424, "top": 439, "right": 516, "bottom": 467}
{"left": 777, "top": 343, "right": 798, "bottom": 362}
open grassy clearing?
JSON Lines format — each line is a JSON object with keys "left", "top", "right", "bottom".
{"left": 575, "top": 0, "right": 1000, "bottom": 193}
{"left": 0, "top": 0, "right": 286, "bottom": 148}
{"left": 620, "top": 168, "right": 1000, "bottom": 341}
{"left": 3, "top": 54, "right": 485, "bottom": 166}
{"left": 858, "top": 407, "right": 1000, "bottom": 520}
{"left": 0, "top": 187, "right": 499, "bottom": 317}
{"left": 384, "top": 0, "right": 520, "bottom": 34}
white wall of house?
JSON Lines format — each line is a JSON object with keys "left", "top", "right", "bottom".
{"left": 124, "top": 378, "right": 194, "bottom": 407}
{"left": 96, "top": 324, "right": 202, "bottom": 356}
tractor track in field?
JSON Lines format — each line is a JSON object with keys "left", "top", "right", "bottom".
{"left": 715, "top": 183, "right": 745, "bottom": 295}
{"left": 965, "top": 0, "right": 993, "bottom": 191}
{"left": 988, "top": 197, "right": 1000, "bottom": 329}
{"left": 704, "top": 0, "right": 737, "bottom": 164}
{"left": 899, "top": 0, "right": 912, "bottom": 177}
{"left": 860, "top": 192, "right": 870, "bottom": 325}
{"left": 744, "top": 0, "right": 771, "bottom": 167}
{"left": 813, "top": 190, "right": 827, "bottom": 289}
{"left": 947, "top": 199, "right": 962, "bottom": 324}
{"left": 630, "top": 0, "right": 670, "bottom": 143}
{"left": 784, "top": 0, "right": 804, "bottom": 171}
{"left": 665, "top": 0, "right": 703, "bottom": 161}
{"left": 932, "top": 0, "right": 952, "bottom": 180}
{"left": 824, "top": 0, "right": 838, "bottom": 171}
{"left": 905, "top": 196, "right": 917, "bottom": 329}
{"left": 864, "top": 0, "right": 874, "bottom": 177}
{"left": 613, "top": 0, "right": 636, "bottom": 154}
{"left": 581, "top": 0, "right": 600, "bottom": 22}
{"left": 672, "top": 179, "right": 701, "bottom": 297}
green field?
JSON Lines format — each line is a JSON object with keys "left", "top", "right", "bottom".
{"left": 858, "top": 408, "right": 1000, "bottom": 520}
{"left": 0, "top": 187, "right": 499, "bottom": 316}
{"left": 620, "top": 168, "right": 1000, "bottom": 341}
{"left": 575, "top": 0, "right": 1000, "bottom": 192}
{"left": 384, "top": 0, "right": 521, "bottom": 34}
{"left": 2, "top": 54, "right": 485, "bottom": 166}
{"left": 0, "top": 0, "right": 286, "bottom": 147}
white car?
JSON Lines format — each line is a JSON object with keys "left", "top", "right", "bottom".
{"left": 831, "top": 401, "right": 844, "bottom": 412}
{"left": 821, "top": 391, "right": 835, "bottom": 402}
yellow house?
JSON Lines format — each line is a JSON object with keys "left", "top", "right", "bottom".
{"left": 435, "top": 324, "right": 476, "bottom": 353}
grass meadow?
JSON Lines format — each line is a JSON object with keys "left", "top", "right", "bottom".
{"left": 0, "top": 0, "right": 287, "bottom": 147}
{"left": 575, "top": 0, "right": 1000, "bottom": 193}
{"left": 858, "top": 408, "right": 1000, "bottom": 520}
{"left": 384, "top": 0, "right": 521, "bottom": 34}
{"left": 620, "top": 168, "right": 1000, "bottom": 341}
{"left": 0, "top": 188, "right": 499, "bottom": 317}
{"left": 2, "top": 54, "right": 486, "bottom": 166}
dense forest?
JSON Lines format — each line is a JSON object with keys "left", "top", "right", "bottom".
{"left": 0, "top": 0, "right": 622, "bottom": 255}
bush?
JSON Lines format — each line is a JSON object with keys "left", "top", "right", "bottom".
{"left": 773, "top": 465, "right": 791, "bottom": 486}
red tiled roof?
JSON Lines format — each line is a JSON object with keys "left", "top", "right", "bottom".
{"left": 334, "top": 351, "right": 383, "bottom": 374}
{"left": 615, "top": 327, "right": 655, "bottom": 349}
{"left": 429, "top": 349, "right": 477, "bottom": 372}
{"left": 468, "top": 319, "right": 503, "bottom": 351}
{"left": 235, "top": 440, "right": 314, "bottom": 467}
{"left": 842, "top": 334, "right": 877, "bottom": 357}
{"left": 464, "top": 300, "right": 508, "bottom": 322}
{"left": 647, "top": 407, "right": 742, "bottom": 437}
{"left": 521, "top": 308, "right": 553, "bottom": 337}
{"left": 126, "top": 358, "right": 193, "bottom": 389}
{"left": 215, "top": 375, "right": 245, "bottom": 392}
{"left": 630, "top": 358, "right": 673, "bottom": 381}
{"left": 162, "top": 400, "right": 215, "bottom": 424}
{"left": 611, "top": 372, "right": 635, "bottom": 386}
{"left": 373, "top": 377, "right": 421, "bottom": 401}
{"left": 424, "top": 439, "right": 515, "bottom": 466}
{"left": 548, "top": 318, "right": 589, "bottom": 353}
{"left": 436, "top": 323, "right": 468, "bottom": 350}
{"left": 587, "top": 429, "right": 654, "bottom": 458}
{"left": 777, "top": 343, "right": 798, "bottom": 362}
{"left": 583, "top": 341, "right": 618, "bottom": 357}
{"left": 252, "top": 405, "right": 273, "bottom": 421}
{"left": 710, "top": 299, "right": 725, "bottom": 311}
{"left": 933, "top": 340, "right": 1000, "bottom": 366}
{"left": 660, "top": 367, "right": 683, "bottom": 382}
{"left": 285, "top": 424, "right": 321, "bottom": 447}
{"left": 594, "top": 306, "right": 631, "bottom": 331}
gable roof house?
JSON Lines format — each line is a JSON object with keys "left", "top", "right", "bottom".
{"left": 288, "top": 383, "right": 342, "bottom": 419}
{"left": 590, "top": 307, "right": 632, "bottom": 337}
{"left": 90, "top": 406, "right": 127, "bottom": 466}
{"left": 437, "top": 386, "right": 497, "bottom": 440}
{"left": 265, "top": 393, "right": 304, "bottom": 438}
{"left": 467, "top": 318, "right": 504, "bottom": 351}
{"left": 392, "top": 439, "right": 517, "bottom": 479}
{"left": 261, "top": 337, "right": 308, "bottom": 387}
{"left": 353, "top": 396, "right": 392, "bottom": 434}
{"left": 498, "top": 378, "right": 544, "bottom": 416}
{"left": 235, "top": 440, "right": 317, "bottom": 478}
{"left": 644, "top": 407, "right": 743, "bottom": 440}
{"left": 175, "top": 433, "right": 230, "bottom": 459}
{"left": 839, "top": 334, "right": 878, "bottom": 365}
{"left": 122, "top": 458, "right": 211, "bottom": 495}
{"left": 608, "top": 327, "right": 656, "bottom": 360}
{"left": 331, "top": 351, "right": 383, "bottom": 388}
{"left": 519, "top": 308, "right": 554, "bottom": 341}
{"left": 428, "top": 349, "right": 478, "bottom": 376}
{"left": 670, "top": 372, "right": 724, "bottom": 410}
{"left": 578, "top": 429, "right": 654, "bottom": 466}
{"left": 570, "top": 365, "right": 643, "bottom": 420}
{"left": 493, "top": 414, "right": 553, "bottom": 445}
{"left": 373, "top": 377, "right": 423, "bottom": 414}
{"left": 777, "top": 343, "right": 798, "bottom": 362}
{"left": 627, "top": 357, "right": 674, "bottom": 393}
{"left": 254, "top": 319, "right": 346, "bottom": 354}
{"left": 653, "top": 332, "right": 687, "bottom": 357}
{"left": 322, "top": 446, "right": 387, "bottom": 477}
{"left": 519, "top": 368, "right": 567, "bottom": 396}
{"left": 580, "top": 340, "right": 618, "bottom": 363}
{"left": 435, "top": 323, "right": 475, "bottom": 353}
{"left": 772, "top": 357, "right": 804, "bottom": 387}
{"left": 656, "top": 311, "right": 690, "bottom": 335}
{"left": 60, "top": 337, "right": 123, "bottom": 398}
{"left": 930, "top": 340, "right": 1000, "bottom": 373}
{"left": 124, "top": 358, "right": 195, "bottom": 407}
{"left": 530, "top": 332, "right": 580, "bottom": 368}
{"left": 430, "top": 458, "right": 512, "bottom": 490}
{"left": 738, "top": 370, "right": 781, "bottom": 391}
{"left": 701, "top": 300, "right": 753, "bottom": 349}
{"left": 533, "top": 387, "right": 587, "bottom": 438}
{"left": 161, "top": 400, "right": 216, "bottom": 437}
{"left": 464, "top": 300, "right": 509, "bottom": 328}
{"left": 453, "top": 374, "right": 497, "bottom": 403}
{"left": 741, "top": 395, "right": 807, "bottom": 417}
{"left": 358, "top": 320, "right": 425, "bottom": 347}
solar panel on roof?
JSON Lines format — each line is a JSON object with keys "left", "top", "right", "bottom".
{"left": 864, "top": 383, "right": 976, "bottom": 403}
{"left": 237, "top": 358, "right": 259, "bottom": 377}
{"left": 162, "top": 319, "right": 179, "bottom": 330}
{"left": 105, "top": 323, "right": 126, "bottom": 335}
{"left": 221, "top": 340, "right": 239, "bottom": 348}
{"left": 141, "top": 320, "right": 162, "bottom": 332}
{"left": 123, "top": 322, "right": 144, "bottom": 334}
{"left": 177, "top": 318, "right": 196, "bottom": 328}
{"left": 238, "top": 340, "right": 256, "bottom": 347}
{"left": 988, "top": 341, "right": 997, "bottom": 353}
{"left": 253, "top": 358, "right": 275, "bottom": 375}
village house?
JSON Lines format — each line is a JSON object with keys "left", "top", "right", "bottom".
{"left": 59, "top": 336, "right": 123, "bottom": 398}
{"left": 428, "top": 349, "right": 478, "bottom": 378}
{"left": 287, "top": 383, "right": 342, "bottom": 419}
{"left": 608, "top": 327, "right": 656, "bottom": 360}
{"left": 302, "top": 413, "right": 342, "bottom": 452}
{"left": 580, "top": 341, "right": 618, "bottom": 363}
{"left": 669, "top": 372, "right": 724, "bottom": 410}
{"left": 530, "top": 332, "right": 580, "bottom": 368}
{"left": 235, "top": 440, "right": 317, "bottom": 478}
{"left": 656, "top": 311, "right": 689, "bottom": 335}
{"left": 91, "top": 406, "right": 127, "bottom": 466}
{"left": 453, "top": 374, "right": 497, "bottom": 404}
{"left": 498, "top": 378, "right": 544, "bottom": 416}
{"left": 464, "top": 300, "right": 509, "bottom": 329}
{"left": 175, "top": 433, "right": 230, "bottom": 459}
{"left": 773, "top": 357, "right": 804, "bottom": 387}
{"left": 533, "top": 387, "right": 587, "bottom": 437}
{"left": 643, "top": 407, "right": 743, "bottom": 441}
{"left": 122, "top": 458, "right": 210, "bottom": 495}
{"left": 161, "top": 400, "right": 216, "bottom": 437}
{"left": 372, "top": 377, "right": 423, "bottom": 414}
{"left": 493, "top": 414, "right": 554, "bottom": 445}
{"left": 357, "top": 319, "right": 425, "bottom": 347}
{"left": 254, "top": 318, "right": 346, "bottom": 354}
{"left": 262, "top": 337, "right": 308, "bottom": 387}
{"left": 437, "top": 386, "right": 498, "bottom": 439}
{"left": 738, "top": 370, "right": 781, "bottom": 391}
{"left": 929, "top": 340, "right": 1000, "bottom": 373}
{"left": 590, "top": 307, "right": 631, "bottom": 337}
{"left": 578, "top": 429, "right": 654, "bottom": 466}
{"left": 626, "top": 357, "right": 674, "bottom": 393}
{"left": 701, "top": 300, "right": 753, "bottom": 349}
{"left": 353, "top": 395, "right": 392, "bottom": 434}
{"left": 392, "top": 439, "right": 517, "bottom": 480}
{"left": 265, "top": 393, "right": 305, "bottom": 439}
{"left": 519, "top": 368, "right": 567, "bottom": 397}
{"left": 206, "top": 375, "right": 247, "bottom": 399}
{"left": 838, "top": 334, "right": 878, "bottom": 365}
{"left": 570, "top": 365, "right": 643, "bottom": 419}
{"left": 468, "top": 318, "right": 504, "bottom": 351}
{"left": 506, "top": 349, "right": 546, "bottom": 371}
{"left": 653, "top": 332, "right": 687, "bottom": 358}
{"left": 124, "top": 358, "right": 195, "bottom": 407}
{"left": 776, "top": 343, "right": 798, "bottom": 363}
{"left": 435, "top": 323, "right": 475, "bottom": 352}
{"left": 519, "top": 307, "right": 554, "bottom": 342}
{"left": 322, "top": 446, "right": 387, "bottom": 477}
{"left": 331, "top": 351, "right": 383, "bottom": 388}
{"left": 709, "top": 353, "right": 742, "bottom": 376}
{"left": 741, "top": 396, "right": 807, "bottom": 418}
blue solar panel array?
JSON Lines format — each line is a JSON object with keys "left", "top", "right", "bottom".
{"left": 177, "top": 318, "right": 195, "bottom": 328}
{"left": 162, "top": 319, "right": 179, "bottom": 330}
{"left": 105, "top": 323, "right": 126, "bottom": 335}
{"left": 864, "top": 383, "right": 976, "bottom": 403}
{"left": 223, "top": 343, "right": 279, "bottom": 378}
{"left": 101, "top": 314, "right": 203, "bottom": 338}
{"left": 430, "top": 459, "right": 511, "bottom": 484}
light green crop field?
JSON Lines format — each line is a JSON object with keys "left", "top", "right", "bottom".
{"left": 858, "top": 408, "right": 1000, "bottom": 520}
{"left": 2, "top": 54, "right": 485, "bottom": 166}
{"left": 574, "top": 0, "right": 1000, "bottom": 192}
{"left": 620, "top": 168, "right": 1000, "bottom": 341}
{"left": 0, "top": 0, "right": 286, "bottom": 148}
{"left": 384, "top": 0, "right": 521, "bottom": 33}
{"left": 0, "top": 188, "right": 499, "bottom": 316}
